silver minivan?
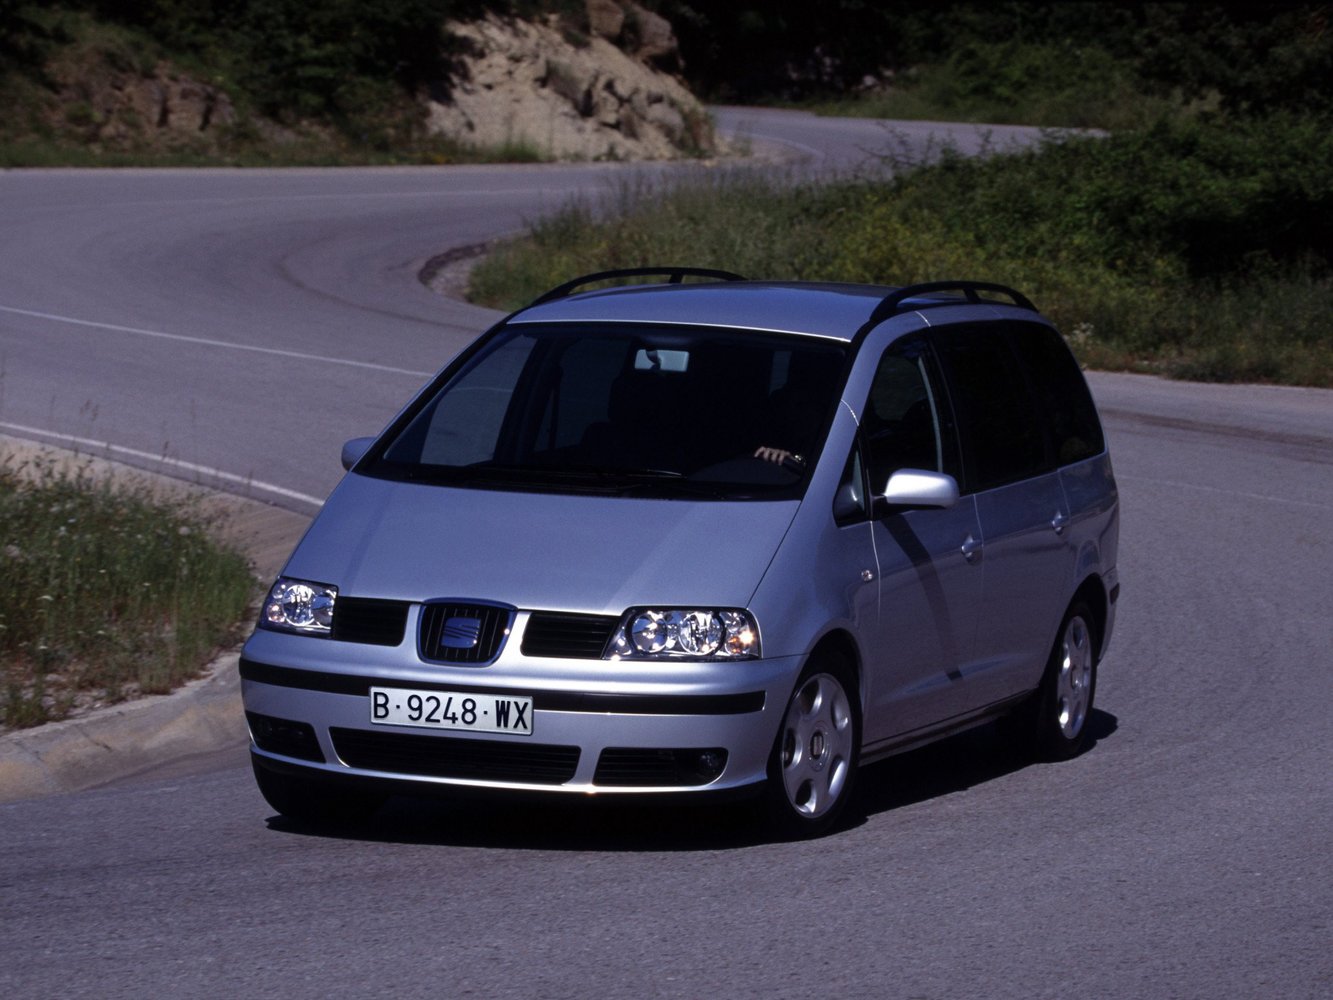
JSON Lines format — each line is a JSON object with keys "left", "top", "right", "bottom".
{"left": 242, "top": 270, "right": 1120, "bottom": 837}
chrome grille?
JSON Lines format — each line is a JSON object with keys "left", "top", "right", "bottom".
{"left": 521, "top": 612, "right": 618, "bottom": 658}
{"left": 418, "top": 602, "right": 514, "bottom": 665}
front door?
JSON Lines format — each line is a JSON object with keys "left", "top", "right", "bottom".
{"left": 855, "top": 334, "right": 985, "bottom": 745}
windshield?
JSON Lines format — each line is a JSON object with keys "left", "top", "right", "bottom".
{"left": 363, "top": 323, "right": 847, "bottom": 500}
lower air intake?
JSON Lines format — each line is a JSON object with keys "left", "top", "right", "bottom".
{"left": 331, "top": 728, "right": 579, "bottom": 785}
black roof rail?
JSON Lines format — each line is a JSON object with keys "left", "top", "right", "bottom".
{"left": 861, "top": 280, "right": 1036, "bottom": 332}
{"left": 529, "top": 267, "right": 746, "bottom": 306}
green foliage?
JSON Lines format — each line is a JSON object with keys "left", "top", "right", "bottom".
{"left": 0, "top": 1, "right": 556, "bottom": 165}
{"left": 810, "top": 41, "right": 1171, "bottom": 131}
{"left": 2, "top": 1, "right": 507, "bottom": 139}
{"left": 655, "top": 1, "right": 1333, "bottom": 124}
{"left": 0, "top": 453, "right": 256, "bottom": 729}
{"left": 871, "top": 115, "right": 1333, "bottom": 282}
{"left": 9, "top": 3, "right": 1332, "bottom": 157}
{"left": 84, "top": 0, "right": 459, "bottom": 127}
{"left": 918, "top": 41, "right": 1156, "bottom": 128}
{"left": 470, "top": 116, "right": 1333, "bottom": 386}
{"left": 1137, "top": 3, "right": 1333, "bottom": 117}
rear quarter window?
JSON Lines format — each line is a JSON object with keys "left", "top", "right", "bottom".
{"left": 933, "top": 324, "right": 1049, "bottom": 492}
{"left": 1005, "top": 322, "right": 1105, "bottom": 466}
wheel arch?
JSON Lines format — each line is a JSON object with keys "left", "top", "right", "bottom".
{"left": 803, "top": 628, "right": 864, "bottom": 711}
{"left": 1070, "top": 574, "right": 1109, "bottom": 658}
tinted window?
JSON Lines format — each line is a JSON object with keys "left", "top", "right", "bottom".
{"left": 933, "top": 325, "right": 1048, "bottom": 492}
{"left": 861, "top": 337, "right": 959, "bottom": 490}
{"left": 371, "top": 323, "right": 846, "bottom": 500}
{"left": 1005, "top": 322, "right": 1105, "bottom": 465}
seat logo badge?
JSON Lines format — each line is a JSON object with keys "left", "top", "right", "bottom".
{"left": 441, "top": 616, "right": 482, "bottom": 650}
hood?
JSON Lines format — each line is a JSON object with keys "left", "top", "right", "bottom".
{"left": 283, "top": 473, "right": 800, "bottom": 614}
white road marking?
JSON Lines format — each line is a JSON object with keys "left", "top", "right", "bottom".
{"left": 0, "top": 303, "right": 435, "bottom": 378}
{"left": 0, "top": 421, "right": 325, "bottom": 509}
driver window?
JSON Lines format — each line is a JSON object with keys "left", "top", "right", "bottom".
{"left": 862, "top": 339, "right": 957, "bottom": 491}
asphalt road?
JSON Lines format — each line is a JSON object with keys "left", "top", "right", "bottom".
{"left": 1, "top": 111, "right": 1330, "bottom": 999}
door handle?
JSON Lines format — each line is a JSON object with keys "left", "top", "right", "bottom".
{"left": 1051, "top": 512, "right": 1069, "bottom": 535}
{"left": 961, "top": 535, "right": 983, "bottom": 563}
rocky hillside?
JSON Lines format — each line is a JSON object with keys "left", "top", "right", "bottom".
{"left": 0, "top": 1, "right": 717, "bottom": 164}
{"left": 430, "top": 3, "right": 714, "bottom": 160}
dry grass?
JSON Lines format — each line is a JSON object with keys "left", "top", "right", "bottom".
{"left": 0, "top": 449, "right": 257, "bottom": 729}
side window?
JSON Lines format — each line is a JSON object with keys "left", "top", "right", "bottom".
{"left": 1005, "top": 323, "right": 1105, "bottom": 466}
{"left": 861, "top": 337, "right": 959, "bottom": 491}
{"left": 933, "top": 324, "right": 1049, "bottom": 492}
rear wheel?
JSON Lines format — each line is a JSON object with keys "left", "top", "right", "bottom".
{"left": 764, "top": 656, "right": 860, "bottom": 839}
{"left": 251, "top": 757, "right": 386, "bottom": 828}
{"left": 1031, "top": 602, "right": 1098, "bottom": 760}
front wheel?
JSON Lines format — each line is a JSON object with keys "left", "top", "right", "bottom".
{"left": 764, "top": 658, "right": 860, "bottom": 839}
{"left": 1031, "top": 603, "right": 1098, "bottom": 760}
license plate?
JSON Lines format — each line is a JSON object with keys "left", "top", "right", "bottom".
{"left": 370, "top": 687, "right": 533, "bottom": 736}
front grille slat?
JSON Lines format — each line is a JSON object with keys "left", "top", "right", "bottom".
{"left": 522, "top": 612, "right": 619, "bottom": 658}
{"left": 331, "top": 728, "right": 579, "bottom": 784}
{"left": 331, "top": 597, "right": 409, "bottom": 646}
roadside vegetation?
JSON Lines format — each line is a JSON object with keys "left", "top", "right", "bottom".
{"left": 470, "top": 112, "right": 1333, "bottom": 386}
{"left": 659, "top": 3, "right": 1332, "bottom": 128}
{"left": 0, "top": 452, "right": 256, "bottom": 730}
{"left": 465, "top": 3, "right": 1333, "bottom": 385}
{"left": 0, "top": 1, "right": 574, "bottom": 166}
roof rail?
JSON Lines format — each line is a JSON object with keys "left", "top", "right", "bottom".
{"left": 529, "top": 267, "right": 746, "bottom": 306}
{"left": 862, "top": 280, "right": 1036, "bottom": 332}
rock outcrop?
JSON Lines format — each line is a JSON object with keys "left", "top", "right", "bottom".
{"left": 426, "top": 4, "right": 715, "bottom": 161}
{"left": 50, "top": 55, "right": 236, "bottom": 148}
{"left": 32, "top": 1, "right": 713, "bottom": 162}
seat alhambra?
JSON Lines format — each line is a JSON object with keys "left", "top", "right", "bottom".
{"left": 242, "top": 269, "right": 1120, "bottom": 837}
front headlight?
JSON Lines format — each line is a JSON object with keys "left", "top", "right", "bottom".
{"left": 260, "top": 577, "right": 337, "bottom": 635}
{"left": 609, "top": 609, "right": 759, "bottom": 660}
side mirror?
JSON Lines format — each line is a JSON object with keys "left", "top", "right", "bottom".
{"left": 340, "top": 436, "right": 375, "bottom": 471}
{"left": 876, "top": 469, "right": 959, "bottom": 514}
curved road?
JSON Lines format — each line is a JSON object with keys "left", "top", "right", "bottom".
{"left": 1, "top": 111, "right": 1330, "bottom": 998}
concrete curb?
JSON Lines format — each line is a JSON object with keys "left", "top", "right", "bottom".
{"left": 0, "top": 652, "right": 245, "bottom": 803}
{"left": 1, "top": 436, "right": 312, "bottom": 803}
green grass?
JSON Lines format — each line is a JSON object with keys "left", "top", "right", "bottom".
{"left": 802, "top": 41, "right": 1191, "bottom": 131}
{"left": 0, "top": 451, "right": 257, "bottom": 729}
{"left": 469, "top": 116, "right": 1333, "bottom": 387}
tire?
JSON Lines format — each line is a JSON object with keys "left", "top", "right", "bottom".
{"left": 251, "top": 757, "right": 386, "bottom": 828}
{"left": 1031, "top": 602, "right": 1098, "bottom": 761}
{"left": 764, "top": 656, "right": 860, "bottom": 839}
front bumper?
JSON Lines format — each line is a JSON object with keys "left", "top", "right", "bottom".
{"left": 240, "top": 630, "right": 801, "bottom": 797}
